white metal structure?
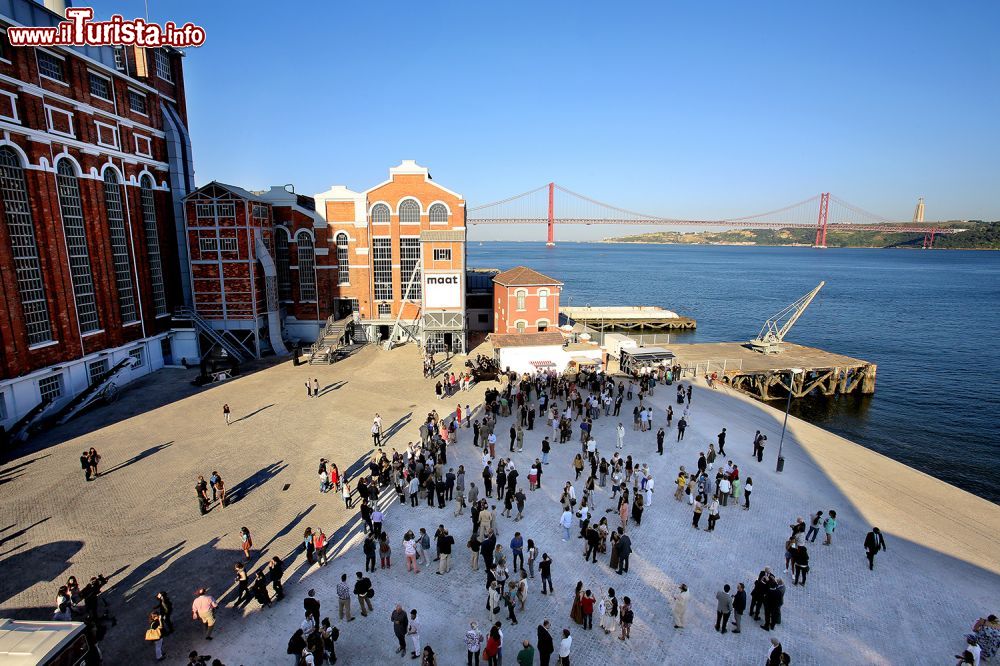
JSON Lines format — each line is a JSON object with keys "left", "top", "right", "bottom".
{"left": 749, "top": 281, "right": 825, "bottom": 354}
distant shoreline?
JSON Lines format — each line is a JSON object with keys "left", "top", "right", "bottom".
{"left": 468, "top": 239, "right": 997, "bottom": 250}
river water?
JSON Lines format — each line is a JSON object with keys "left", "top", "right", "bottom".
{"left": 468, "top": 242, "right": 1000, "bottom": 503}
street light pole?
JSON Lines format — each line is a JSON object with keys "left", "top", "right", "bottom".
{"left": 776, "top": 368, "right": 802, "bottom": 473}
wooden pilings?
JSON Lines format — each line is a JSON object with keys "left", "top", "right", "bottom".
{"left": 722, "top": 363, "right": 877, "bottom": 401}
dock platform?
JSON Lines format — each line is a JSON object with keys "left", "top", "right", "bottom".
{"left": 560, "top": 305, "right": 696, "bottom": 330}
{"left": 667, "top": 341, "right": 877, "bottom": 400}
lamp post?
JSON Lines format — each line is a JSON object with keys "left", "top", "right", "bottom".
{"left": 775, "top": 368, "right": 802, "bottom": 473}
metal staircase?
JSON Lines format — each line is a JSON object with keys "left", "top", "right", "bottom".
{"left": 56, "top": 358, "right": 133, "bottom": 424}
{"left": 174, "top": 306, "right": 253, "bottom": 363}
{"left": 308, "top": 315, "right": 353, "bottom": 365}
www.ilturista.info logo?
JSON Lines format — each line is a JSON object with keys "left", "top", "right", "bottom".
{"left": 8, "top": 7, "right": 205, "bottom": 48}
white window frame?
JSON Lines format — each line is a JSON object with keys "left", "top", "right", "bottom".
{"left": 44, "top": 104, "right": 75, "bottom": 138}
{"left": 515, "top": 320, "right": 527, "bottom": 334}
{"left": 199, "top": 237, "right": 218, "bottom": 252}
{"left": 433, "top": 248, "right": 451, "bottom": 261}
{"left": 153, "top": 50, "right": 173, "bottom": 83}
{"left": 38, "top": 373, "right": 63, "bottom": 402}
{"left": 219, "top": 237, "right": 237, "bottom": 252}
{"left": 113, "top": 46, "right": 125, "bottom": 71}
{"left": 127, "top": 88, "right": 148, "bottom": 116}
{"left": 134, "top": 133, "right": 152, "bottom": 157}
{"left": 537, "top": 319, "right": 550, "bottom": 332}
{"left": 515, "top": 289, "right": 527, "bottom": 311}
{"left": 94, "top": 119, "right": 120, "bottom": 149}
{"left": 538, "top": 288, "right": 549, "bottom": 310}
{"left": 0, "top": 29, "right": 11, "bottom": 66}
{"left": 216, "top": 203, "right": 235, "bottom": 217}
{"left": 36, "top": 49, "right": 68, "bottom": 86}
{"left": 377, "top": 302, "right": 391, "bottom": 318}
{"left": 195, "top": 203, "right": 215, "bottom": 219}
{"left": 0, "top": 89, "right": 19, "bottom": 123}
{"left": 129, "top": 347, "right": 145, "bottom": 368}
{"left": 87, "top": 358, "right": 110, "bottom": 386}
{"left": 88, "top": 70, "right": 113, "bottom": 102}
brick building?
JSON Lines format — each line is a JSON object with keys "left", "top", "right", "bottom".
{"left": 180, "top": 182, "right": 329, "bottom": 359}
{"left": 493, "top": 266, "right": 562, "bottom": 334}
{"left": 0, "top": 0, "right": 195, "bottom": 430}
{"left": 316, "top": 160, "right": 468, "bottom": 353}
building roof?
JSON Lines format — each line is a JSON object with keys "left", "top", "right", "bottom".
{"left": 492, "top": 266, "right": 563, "bottom": 287}
{"left": 491, "top": 331, "right": 566, "bottom": 348}
{"left": 185, "top": 181, "right": 267, "bottom": 203}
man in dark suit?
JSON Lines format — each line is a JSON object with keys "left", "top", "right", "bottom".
{"left": 615, "top": 528, "right": 632, "bottom": 574}
{"left": 537, "top": 619, "right": 554, "bottom": 666}
{"left": 864, "top": 527, "right": 887, "bottom": 571}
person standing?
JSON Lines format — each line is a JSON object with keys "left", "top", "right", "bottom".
{"left": 407, "top": 608, "right": 421, "bottom": 659}
{"left": 618, "top": 596, "right": 633, "bottom": 641}
{"left": 156, "top": 592, "right": 173, "bottom": 635}
{"left": 223, "top": 403, "right": 231, "bottom": 426}
{"left": 615, "top": 528, "right": 631, "bottom": 575}
{"left": 354, "top": 572, "right": 372, "bottom": 617}
{"left": 540, "top": 553, "right": 554, "bottom": 595}
{"left": 805, "top": 511, "right": 824, "bottom": 542}
{"left": 717, "top": 428, "right": 727, "bottom": 456}
{"left": 391, "top": 604, "right": 408, "bottom": 655}
{"left": 823, "top": 510, "right": 838, "bottom": 545}
{"left": 558, "top": 628, "right": 572, "bottom": 665}
{"left": 436, "top": 528, "right": 455, "bottom": 575}
{"left": 303, "top": 589, "right": 321, "bottom": 630}
{"left": 864, "top": 527, "right": 887, "bottom": 570}
{"left": 146, "top": 610, "right": 165, "bottom": 661}
{"left": 240, "top": 527, "right": 253, "bottom": 561}
{"left": 191, "top": 589, "right": 218, "bottom": 640}
{"left": 314, "top": 530, "right": 328, "bottom": 567}
{"left": 676, "top": 417, "right": 687, "bottom": 441}
{"left": 715, "top": 584, "right": 733, "bottom": 633}
{"left": 80, "top": 451, "right": 91, "bottom": 481}
{"left": 732, "top": 583, "right": 746, "bottom": 633}
{"left": 305, "top": 378, "right": 313, "bottom": 398}
{"left": 270, "top": 556, "right": 285, "bottom": 601}
{"left": 656, "top": 428, "right": 665, "bottom": 455}
{"left": 793, "top": 544, "right": 810, "bottom": 585}
{"left": 743, "top": 477, "right": 753, "bottom": 510}
{"left": 336, "top": 574, "right": 354, "bottom": 622}
{"left": 673, "top": 583, "right": 689, "bottom": 628}
{"left": 313, "top": 378, "right": 320, "bottom": 396}
{"left": 580, "top": 590, "right": 595, "bottom": 630}
{"left": 537, "top": 620, "right": 554, "bottom": 666}
{"left": 516, "top": 639, "right": 535, "bottom": 666}
{"left": 234, "top": 563, "right": 250, "bottom": 608}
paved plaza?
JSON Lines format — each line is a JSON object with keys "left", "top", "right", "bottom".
{"left": 1, "top": 344, "right": 998, "bottom": 665}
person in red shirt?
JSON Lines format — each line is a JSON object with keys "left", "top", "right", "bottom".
{"left": 580, "top": 589, "right": 596, "bottom": 630}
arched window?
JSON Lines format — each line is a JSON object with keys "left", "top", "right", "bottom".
{"left": 515, "top": 320, "right": 527, "bottom": 334}
{"left": 335, "top": 232, "right": 350, "bottom": 285}
{"left": 139, "top": 175, "right": 167, "bottom": 316}
{"left": 274, "top": 227, "right": 291, "bottom": 300}
{"left": 55, "top": 159, "right": 100, "bottom": 333}
{"left": 538, "top": 288, "right": 549, "bottom": 311}
{"left": 371, "top": 203, "right": 390, "bottom": 224}
{"left": 296, "top": 231, "right": 316, "bottom": 301}
{"left": 429, "top": 203, "right": 448, "bottom": 223}
{"left": 102, "top": 168, "right": 137, "bottom": 322}
{"left": 399, "top": 199, "right": 420, "bottom": 224}
{"left": 537, "top": 319, "right": 550, "bottom": 332}
{"left": 515, "top": 289, "right": 527, "bottom": 311}
{"left": 0, "top": 147, "right": 51, "bottom": 345}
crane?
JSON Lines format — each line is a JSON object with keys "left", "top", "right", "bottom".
{"left": 748, "top": 281, "right": 825, "bottom": 354}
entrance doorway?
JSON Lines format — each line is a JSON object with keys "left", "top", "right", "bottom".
{"left": 378, "top": 325, "right": 390, "bottom": 342}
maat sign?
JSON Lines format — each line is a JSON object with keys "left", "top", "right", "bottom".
{"left": 423, "top": 273, "right": 461, "bottom": 308}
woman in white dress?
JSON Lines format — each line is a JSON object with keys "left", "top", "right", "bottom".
{"left": 600, "top": 587, "right": 618, "bottom": 634}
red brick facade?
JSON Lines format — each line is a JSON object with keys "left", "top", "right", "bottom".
{"left": 0, "top": 25, "right": 188, "bottom": 385}
{"left": 493, "top": 266, "right": 562, "bottom": 334}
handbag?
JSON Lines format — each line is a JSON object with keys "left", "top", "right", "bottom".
{"left": 145, "top": 628, "right": 162, "bottom": 641}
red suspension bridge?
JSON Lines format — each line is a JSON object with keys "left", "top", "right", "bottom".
{"left": 467, "top": 183, "right": 953, "bottom": 248}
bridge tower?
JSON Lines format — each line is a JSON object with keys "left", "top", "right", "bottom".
{"left": 546, "top": 182, "right": 555, "bottom": 246}
{"left": 912, "top": 197, "right": 925, "bottom": 223}
{"left": 813, "top": 192, "right": 830, "bottom": 248}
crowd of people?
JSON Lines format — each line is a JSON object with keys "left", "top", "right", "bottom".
{"left": 53, "top": 351, "right": 994, "bottom": 665}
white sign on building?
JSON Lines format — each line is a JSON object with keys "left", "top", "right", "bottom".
{"left": 423, "top": 272, "right": 462, "bottom": 309}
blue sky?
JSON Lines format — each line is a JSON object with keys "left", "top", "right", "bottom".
{"left": 104, "top": 1, "right": 999, "bottom": 240}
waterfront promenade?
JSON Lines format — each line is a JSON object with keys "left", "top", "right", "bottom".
{"left": 0, "top": 344, "right": 997, "bottom": 664}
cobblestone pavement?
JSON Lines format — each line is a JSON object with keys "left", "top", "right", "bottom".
{"left": 1, "top": 345, "right": 997, "bottom": 666}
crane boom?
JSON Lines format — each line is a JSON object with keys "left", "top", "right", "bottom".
{"left": 749, "top": 281, "right": 825, "bottom": 354}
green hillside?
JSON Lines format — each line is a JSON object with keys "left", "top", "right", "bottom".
{"left": 603, "top": 222, "right": 1000, "bottom": 249}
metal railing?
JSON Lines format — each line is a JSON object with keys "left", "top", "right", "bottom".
{"left": 175, "top": 306, "right": 251, "bottom": 363}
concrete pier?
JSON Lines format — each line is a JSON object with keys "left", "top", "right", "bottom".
{"left": 667, "top": 341, "right": 877, "bottom": 400}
